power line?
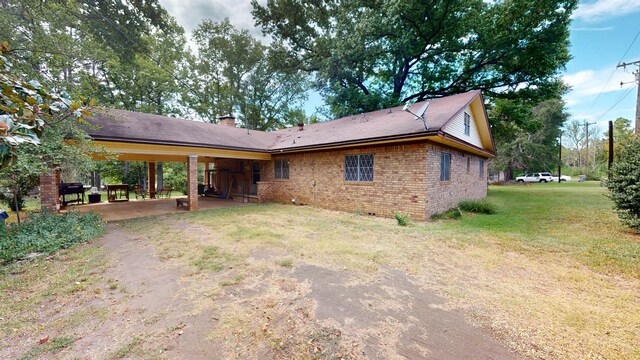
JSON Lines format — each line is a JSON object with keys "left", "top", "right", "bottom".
{"left": 595, "top": 86, "right": 635, "bottom": 121}
{"left": 619, "top": 29, "right": 640, "bottom": 64}
{"left": 588, "top": 29, "right": 640, "bottom": 109}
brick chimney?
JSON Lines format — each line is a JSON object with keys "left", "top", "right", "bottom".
{"left": 218, "top": 115, "right": 236, "bottom": 127}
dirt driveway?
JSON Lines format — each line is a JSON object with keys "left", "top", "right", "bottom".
{"left": 21, "top": 222, "right": 515, "bottom": 359}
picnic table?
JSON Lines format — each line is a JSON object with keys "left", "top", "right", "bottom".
{"left": 107, "top": 184, "right": 129, "bottom": 202}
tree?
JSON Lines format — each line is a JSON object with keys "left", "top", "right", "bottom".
{"left": 489, "top": 90, "right": 568, "bottom": 178}
{"left": 0, "top": 42, "right": 92, "bottom": 169}
{"left": 564, "top": 120, "right": 585, "bottom": 167}
{"left": 603, "top": 117, "right": 634, "bottom": 162}
{"left": 183, "top": 19, "right": 308, "bottom": 129}
{"left": 606, "top": 138, "right": 640, "bottom": 232}
{"left": 252, "top": 0, "right": 577, "bottom": 117}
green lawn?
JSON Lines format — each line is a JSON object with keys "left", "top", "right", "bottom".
{"left": 438, "top": 181, "right": 640, "bottom": 278}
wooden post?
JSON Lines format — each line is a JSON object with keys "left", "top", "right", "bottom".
{"left": 608, "top": 120, "right": 614, "bottom": 171}
{"left": 558, "top": 132, "right": 562, "bottom": 184}
{"left": 204, "top": 162, "right": 210, "bottom": 188}
{"left": 187, "top": 155, "right": 198, "bottom": 211}
{"left": 148, "top": 161, "right": 156, "bottom": 199}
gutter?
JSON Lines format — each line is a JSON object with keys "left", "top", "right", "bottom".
{"left": 90, "top": 135, "right": 272, "bottom": 154}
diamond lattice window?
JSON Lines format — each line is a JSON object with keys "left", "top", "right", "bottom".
{"left": 344, "top": 154, "right": 374, "bottom": 182}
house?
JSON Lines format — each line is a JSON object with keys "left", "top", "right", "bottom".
{"left": 41, "top": 90, "right": 495, "bottom": 220}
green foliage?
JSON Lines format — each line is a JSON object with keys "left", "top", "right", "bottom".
{"left": 605, "top": 139, "right": 640, "bottom": 232}
{"left": 184, "top": 19, "right": 309, "bottom": 130}
{"left": 458, "top": 199, "right": 497, "bottom": 214}
{"left": 164, "top": 162, "right": 188, "bottom": 195}
{"left": 430, "top": 208, "right": 462, "bottom": 220}
{"left": 0, "top": 43, "right": 93, "bottom": 168}
{"left": 0, "top": 211, "right": 105, "bottom": 264}
{"left": 253, "top": 0, "right": 577, "bottom": 117}
{"left": 489, "top": 93, "right": 568, "bottom": 177}
{"left": 393, "top": 211, "right": 411, "bottom": 226}
{"left": 603, "top": 117, "right": 634, "bottom": 162}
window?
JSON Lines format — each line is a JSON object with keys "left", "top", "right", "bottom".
{"left": 466, "top": 157, "right": 471, "bottom": 173}
{"left": 479, "top": 159, "right": 484, "bottom": 178}
{"left": 274, "top": 159, "right": 289, "bottom": 179}
{"left": 463, "top": 112, "right": 471, "bottom": 136}
{"left": 344, "top": 154, "right": 374, "bottom": 182}
{"left": 440, "top": 153, "right": 451, "bottom": 181}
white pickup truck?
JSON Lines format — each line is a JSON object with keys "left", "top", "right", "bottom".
{"left": 515, "top": 172, "right": 554, "bottom": 183}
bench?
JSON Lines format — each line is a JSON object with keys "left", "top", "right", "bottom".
{"left": 176, "top": 198, "right": 188, "bottom": 208}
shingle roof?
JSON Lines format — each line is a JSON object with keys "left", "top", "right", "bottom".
{"left": 270, "top": 90, "right": 480, "bottom": 150}
{"left": 85, "top": 90, "right": 482, "bottom": 152}
{"left": 85, "top": 109, "right": 277, "bottom": 152}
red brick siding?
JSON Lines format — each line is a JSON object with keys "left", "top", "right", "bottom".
{"left": 259, "top": 143, "right": 429, "bottom": 220}
{"left": 39, "top": 169, "right": 60, "bottom": 212}
{"left": 258, "top": 141, "right": 488, "bottom": 220}
{"left": 424, "top": 144, "right": 488, "bottom": 217}
{"left": 187, "top": 155, "right": 198, "bottom": 210}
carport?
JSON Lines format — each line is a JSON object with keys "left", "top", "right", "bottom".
{"left": 39, "top": 110, "right": 273, "bottom": 214}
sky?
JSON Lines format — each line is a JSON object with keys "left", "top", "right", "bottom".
{"left": 160, "top": 0, "right": 640, "bottom": 131}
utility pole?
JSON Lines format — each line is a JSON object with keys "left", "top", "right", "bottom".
{"left": 558, "top": 130, "right": 562, "bottom": 184}
{"left": 608, "top": 120, "right": 614, "bottom": 172}
{"left": 582, "top": 121, "right": 596, "bottom": 167}
{"left": 617, "top": 60, "right": 640, "bottom": 133}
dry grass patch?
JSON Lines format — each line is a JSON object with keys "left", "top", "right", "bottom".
{"left": 119, "top": 183, "right": 640, "bottom": 359}
{"left": 0, "top": 243, "right": 111, "bottom": 359}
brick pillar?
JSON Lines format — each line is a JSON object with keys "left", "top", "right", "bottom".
{"left": 187, "top": 155, "right": 198, "bottom": 211}
{"left": 40, "top": 169, "right": 60, "bottom": 212}
{"left": 148, "top": 161, "right": 156, "bottom": 199}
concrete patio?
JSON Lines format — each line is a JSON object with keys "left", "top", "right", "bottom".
{"left": 64, "top": 197, "right": 252, "bottom": 221}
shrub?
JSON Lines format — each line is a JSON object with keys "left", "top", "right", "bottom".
{"left": 458, "top": 199, "right": 497, "bottom": 214}
{"left": 0, "top": 211, "right": 105, "bottom": 264}
{"left": 605, "top": 139, "right": 640, "bottom": 232}
{"left": 430, "top": 208, "right": 462, "bottom": 220}
{"left": 393, "top": 211, "right": 411, "bottom": 226}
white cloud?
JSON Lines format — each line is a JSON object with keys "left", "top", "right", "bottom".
{"left": 571, "top": 26, "right": 613, "bottom": 31}
{"left": 573, "top": 0, "right": 640, "bottom": 22}
{"left": 563, "top": 66, "right": 635, "bottom": 107}
{"left": 159, "top": 0, "right": 265, "bottom": 36}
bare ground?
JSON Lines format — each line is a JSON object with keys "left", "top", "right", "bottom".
{"left": 4, "top": 222, "right": 519, "bottom": 359}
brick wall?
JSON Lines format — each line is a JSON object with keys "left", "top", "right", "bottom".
{"left": 187, "top": 155, "right": 198, "bottom": 210}
{"left": 259, "top": 143, "right": 429, "bottom": 220}
{"left": 39, "top": 169, "right": 60, "bottom": 212}
{"left": 424, "top": 144, "right": 488, "bottom": 217}
{"left": 258, "top": 141, "right": 488, "bottom": 220}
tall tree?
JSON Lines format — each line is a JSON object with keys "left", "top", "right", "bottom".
{"left": 183, "top": 19, "right": 308, "bottom": 130}
{"left": 603, "top": 117, "right": 634, "bottom": 162}
{"left": 489, "top": 89, "right": 568, "bottom": 178}
{"left": 253, "top": 0, "right": 577, "bottom": 117}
